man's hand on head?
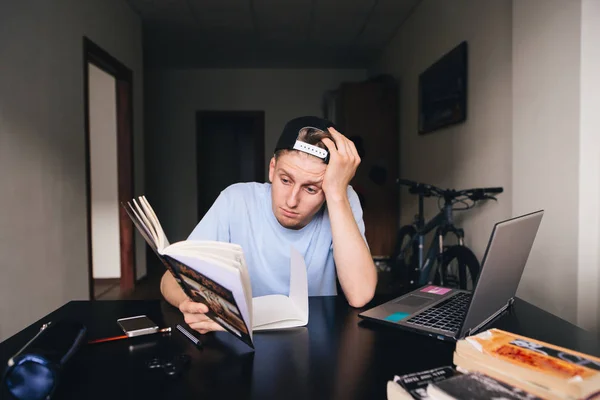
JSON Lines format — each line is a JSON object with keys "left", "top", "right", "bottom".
{"left": 178, "top": 299, "right": 225, "bottom": 334}
{"left": 321, "top": 127, "right": 361, "bottom": 202}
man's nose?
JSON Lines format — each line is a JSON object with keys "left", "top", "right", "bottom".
{"left": 286, "top": 187, "right": 299, "bottom": 208}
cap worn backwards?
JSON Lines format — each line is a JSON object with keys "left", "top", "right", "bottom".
{"left": 274, "top": 116, "right": 336, "bottom": 163}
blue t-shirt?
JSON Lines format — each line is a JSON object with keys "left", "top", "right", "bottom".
{"left": 188, "top": 182, "right": 367, "bottom": 298}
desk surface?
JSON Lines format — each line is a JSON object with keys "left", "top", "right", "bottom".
{"left": 2, "top": 296, "right": 599, "bottom": 400}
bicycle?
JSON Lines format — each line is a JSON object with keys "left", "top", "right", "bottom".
{"left": 391, "top": 179, "right": 503, "bottom": 291}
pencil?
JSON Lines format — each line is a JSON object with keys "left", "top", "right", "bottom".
{"left": 88, "top": 327, "right": 172, "bottom": 344}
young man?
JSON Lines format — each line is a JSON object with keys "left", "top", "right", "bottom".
{"left": 160, "top": 116, "right": 377, "bottom": 334}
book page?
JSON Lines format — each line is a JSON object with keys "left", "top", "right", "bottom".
{"left": 288, "top": 246, "right": 308, "bottom": 319}
{"left": 253, "top": 295, "right": 303, "bottom": 328}
{"left": 252, "top": 246, "right": 308, "bottom": 330}
{"left": 131, "top": 198, "right": 159, "bottom": 247}
{"left": 124, "top": 202, "right": 157, "bottom": 251}
{"left": 170, "top": 241, "right": 243, "bottom": 263}
{"left": 164, "top": 247, "right": 240, "bottom": 274}
{"left": 139, "top": 196, "right": 169, "bottom": 249}
{"left": 133, "top": 197, "right": 165, "bottom": 249}
{"left": 124, "top": 201, "right": 190, "bottom": 287}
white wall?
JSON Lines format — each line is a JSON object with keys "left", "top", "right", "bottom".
{"left": 578, "top": 0, "right": 600, "bottom": 331}
{"left": 145, "top": 68, "right": 367, "bottom": 241}
{"left": 371, "top": 0, "right": 513, "bottom": 263}
{"left": 88, "top": 63, "right": 120, "bottom": 279}
{"left": 512, "top": 0, "right": 583, "bottom": 327}
{"left": 0, "top": 0, "right": 144, "bottom": 341}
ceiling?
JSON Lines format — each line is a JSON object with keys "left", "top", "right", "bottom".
{"left": 125, "top": 0, "right": 422, "bottom": 68}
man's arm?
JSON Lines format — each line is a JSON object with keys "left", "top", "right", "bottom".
{"left": 327, "top": 195, "right": 377, "bottom": 307}
{"left": 322, "top": 128, "right": 377, "bottom": 308}
{"left": 160, "top": 272, "right": 188, "bottom": 307}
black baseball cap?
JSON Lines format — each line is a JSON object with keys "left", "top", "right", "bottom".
{"left": 274, "top": 116, "right": 337, "bottom": 163}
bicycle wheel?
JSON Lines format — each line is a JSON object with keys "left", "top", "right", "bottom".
{"left": 391, "top": 225, "right": 418, "bottom": 286}
{"left": 437, "top": 245, "right": 480, "bottom": 290}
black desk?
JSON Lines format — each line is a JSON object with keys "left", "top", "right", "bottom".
{"left": 2, "top": 296, "right": 599, "bottom": 400}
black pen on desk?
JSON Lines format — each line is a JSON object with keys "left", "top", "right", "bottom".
{"left": 176, "top": 324, "right": 203, "bottom": 348}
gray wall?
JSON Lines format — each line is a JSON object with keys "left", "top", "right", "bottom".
{"left": 144, "top": 68, "right": 367, "bottom": 242}
{"left": 512, "top": 0, "right": 582, "bottom": 327}
{"left": 372, "top": 0, "right": 513, "bottom": 263}
{"left": 579, "top": 0, "right": 600, "bottom": 334}
{"left": 0, "top": 0, "right": 144, "bottom": 341}
{"left": 583, "top": 0, "right": 600, "bottom": 334}
{"left": 513, "top": 0, "right": 600, "bottom": 331}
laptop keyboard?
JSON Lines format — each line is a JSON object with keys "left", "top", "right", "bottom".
{"left": 405, "top": 292, "right": 472, "bottom": 333}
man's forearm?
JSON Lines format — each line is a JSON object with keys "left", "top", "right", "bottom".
{"left": 160, "top": 272, "right": 189, "bottom": 307}
{"left": 327, "top": 197, "right": 377, "bottom": 308}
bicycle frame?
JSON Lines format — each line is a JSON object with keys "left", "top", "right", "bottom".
{"left": 404, "top": 201, "right": 464, "bottom": 286}
{"left": 395, "top": 178, "right": 502, "bottom": 288}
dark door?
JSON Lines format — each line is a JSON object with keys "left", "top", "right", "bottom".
{"left": 196, "top": 111, "right": 265, "bottom": 220}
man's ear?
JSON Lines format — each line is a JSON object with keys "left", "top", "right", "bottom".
{"left": 268, "top": 157, "right": 276, "bottom": 183}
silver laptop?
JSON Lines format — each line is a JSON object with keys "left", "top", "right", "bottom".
{"left": 359, "top": 210, "right": 544, "bottom": 341}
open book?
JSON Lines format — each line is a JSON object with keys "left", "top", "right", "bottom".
{"left": 124, "top": 196, "right": 309, "bottom": 348}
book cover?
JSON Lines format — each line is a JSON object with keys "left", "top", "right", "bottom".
{"left": 453, "top": 352, "right": 574, "bottom": 400}
{"left": 461, "top": 328, "right": 600, "bottom": 379}
{"left": 456, "top": 328, "right": 600, "bottom": 398}
{"left": 392, "top": 366, "right": 458, "bottom": 399}
{"left": 428, "top": 372, "right": 541, "bottom": 400}
{"left": 164, "top": 255, "right": 253, "bottom": 348}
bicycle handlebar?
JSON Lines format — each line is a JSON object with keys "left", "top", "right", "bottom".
{"left": 472, "top": 187, "right": 503, "bottom": 194}
{"left": 396, "top": 179, "right": 444, "bottom": 196}
{"left": 396, "top": 178, "right": 503, "bottom": 203}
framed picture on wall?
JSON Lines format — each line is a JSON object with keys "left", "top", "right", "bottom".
{"left": 418, "top": 41, "right": 468, "bottom": 134}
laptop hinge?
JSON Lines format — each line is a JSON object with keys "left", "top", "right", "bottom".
{"left": 463, "top": 297, "right": 514, "bottom": 337}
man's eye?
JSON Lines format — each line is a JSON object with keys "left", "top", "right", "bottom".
{"left": 306, "top": 187, "right": 317, "bottom": 194}
{"left": 281, "top": 178, "right": 290, "bottom": 184}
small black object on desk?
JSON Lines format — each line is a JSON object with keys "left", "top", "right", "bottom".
{"left": 145, "top": 353, "right": 191, "bottom": 377}
{"left": 176, "top": 324, "right": 203, "bottom": 349}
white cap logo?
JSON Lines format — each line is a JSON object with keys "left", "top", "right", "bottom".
{"left": 292, "top": 140, "right": 328, "bottom": 160}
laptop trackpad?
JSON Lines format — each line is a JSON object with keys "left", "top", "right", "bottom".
{"left": 393, "top": 295, "right": 431, "bottom": 308}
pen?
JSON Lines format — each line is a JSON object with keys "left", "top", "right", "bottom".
{"left": 176, "top": 324, "right": 203, "bottom": 348}
{"left": 8, "top": 321, "right": 52, "bottom": 367}
{"left": 88, "top": 327, "right": 172, "bottom": 344}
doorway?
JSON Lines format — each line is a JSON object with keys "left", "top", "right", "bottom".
{"left": 84, "top": 37, "right": 135, "bottom": 300}
{"left": 196, "top": 111, "right": 265, "bottom": 219}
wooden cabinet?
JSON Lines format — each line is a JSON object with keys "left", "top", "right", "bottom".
{"left": 325, "top": 75, "right": 399, "bottom": 257}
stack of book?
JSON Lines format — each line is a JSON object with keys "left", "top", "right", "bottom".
{"left": 453, "top": 328, "right": 600, "bottom": 399}
{"left": 387, "top": 328, "right": 600, "bottom": 400}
